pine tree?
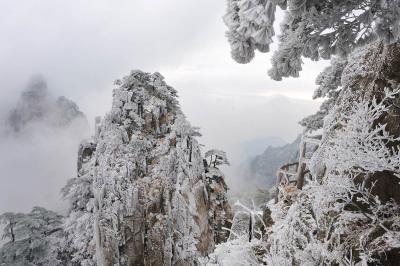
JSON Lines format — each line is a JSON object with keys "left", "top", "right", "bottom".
{"left": 205, "top": 149, "right": 230, "bottom": 168}
{"left": 0, "top": 207, "right": 64, "bottom": 266}
{"left": 224, "top": 0, "right": 400, "bottom": 80}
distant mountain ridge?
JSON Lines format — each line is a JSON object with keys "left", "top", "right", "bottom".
{"left": 240, "top": 136, "right": 286, "bottom": 158}
{"left": 5, "top": 76, "right": 88, "bottom": 134}
{"left": 242, "top": 136, "right": 300, "bottom": 189}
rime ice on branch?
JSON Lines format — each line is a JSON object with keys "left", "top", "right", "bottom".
{"left": 224, "top": 0, "right": 400, "bottom": 80}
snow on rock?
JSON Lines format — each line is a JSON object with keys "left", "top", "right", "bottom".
{"left": 62, "top": 70, "right": 232, "bottom": 265}
{"left": 205, "top": 237, "right": 264, "bottom": 266}
{"left": 262, "top": 42, "right": 400, "bottom": 265}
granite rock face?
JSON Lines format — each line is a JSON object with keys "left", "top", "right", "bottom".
{"left": 64, "top": 70, "right": 231, "bottom": 266}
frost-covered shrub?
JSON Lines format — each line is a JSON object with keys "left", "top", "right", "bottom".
{"left": 264, "top": 88, "right": 400, "bottom": 265}
{"left": 206, "top": 237, "right": 265, "bottom": 266}
{"left": 0, "top": 207, "right": 64, "bottom": 266}
{"left": 300, "top": 57, "right": 348, "bottom": 132}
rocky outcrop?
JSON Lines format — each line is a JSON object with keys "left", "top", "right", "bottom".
{"left": 63, "top": 70, "right": 231, "bottom": 266}
{"left": 5, "top": 75, "right": 88, "bottom": 134}
{"left": 204, "top": 166, "right": 233, "bottom": 245}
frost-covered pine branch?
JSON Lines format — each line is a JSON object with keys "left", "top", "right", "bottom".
{"left": 224, "top": 0, "right": 400, "bottom": 80}
{"left": 224, "top": 0, "right": 277, "bottom": 64}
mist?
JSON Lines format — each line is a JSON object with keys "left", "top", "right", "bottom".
{"left": 0, "top": 77, "right": 90, "bottom": 214}
{"left": 179, "top": 92, "right": 320, "bottom": 193}
{"left": 0, "top": 122, "right": 88, "bottom": 214}
{"left": 0, "top": 0, "right": 329, "bottom": 213}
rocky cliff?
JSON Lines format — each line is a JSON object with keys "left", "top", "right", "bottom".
{"left": 63, "top": 70, "right": 231, "bottom": 266}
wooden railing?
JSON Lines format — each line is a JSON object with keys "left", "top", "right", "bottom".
{"left": 275, "top": 135, "right": 321, "bottom": 202}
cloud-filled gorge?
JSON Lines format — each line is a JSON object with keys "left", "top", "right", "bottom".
{"left": 0, "top": 77, "right": 89, "bottom": 214}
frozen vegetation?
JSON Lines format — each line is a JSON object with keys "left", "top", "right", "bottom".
{"left": 215, "top": 0, "right": 400, "bottom": 265}
{"left": 0, "top": 71, "right": 232, "bottom": 265}
{"left": 1, "top": 0, "right": 400, "bottom": 265}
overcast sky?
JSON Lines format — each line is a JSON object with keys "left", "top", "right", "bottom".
{"left": 0, "top": 0, "right": 329, "bottom": 212}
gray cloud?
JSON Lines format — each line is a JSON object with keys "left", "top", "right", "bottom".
{"left": 0, "top": 0, "right": 328, "bottom": 211}
{"left": 0, "top": 124, "right": 87, "bottom": 214}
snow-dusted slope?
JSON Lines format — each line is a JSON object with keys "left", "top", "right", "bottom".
{"left": 62, "top": 70, "right": 231, "bottom": 265}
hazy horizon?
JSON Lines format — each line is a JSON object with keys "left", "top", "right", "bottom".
{"left": 0, "top": 0, "right": 328, "bottom": 213}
